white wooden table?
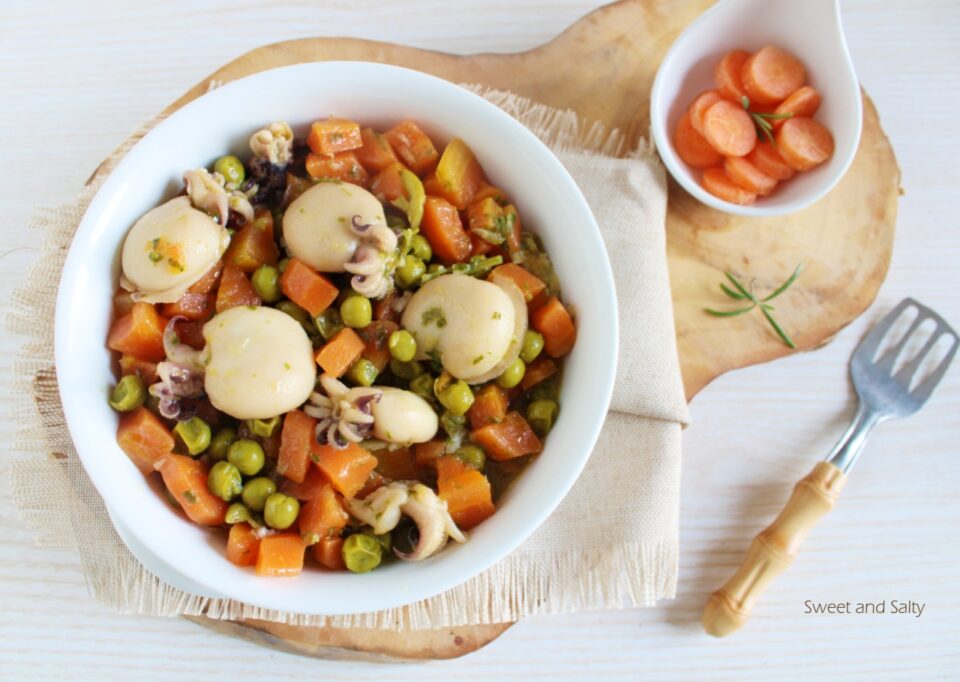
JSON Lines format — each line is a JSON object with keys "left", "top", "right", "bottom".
{"left": 1, "top": 1, "right": 958, "bottom": 679}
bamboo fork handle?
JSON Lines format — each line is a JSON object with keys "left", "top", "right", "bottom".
{"left": 702, "top": 461, "right": 847, "bottom": 637}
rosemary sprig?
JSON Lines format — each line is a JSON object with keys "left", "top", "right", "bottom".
{"left": 705, "top": 264, "right": 803, "bottom": 348}
{"left": 740, "top": 95, "right": 793, "bottom": 146}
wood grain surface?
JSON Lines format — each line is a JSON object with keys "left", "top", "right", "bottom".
{"left": 1, "top": 0, "right": 958, "bottom": 679}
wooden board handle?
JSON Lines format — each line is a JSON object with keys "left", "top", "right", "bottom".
{"left": 701, "top": 461, "right": 847, "bottom": 637}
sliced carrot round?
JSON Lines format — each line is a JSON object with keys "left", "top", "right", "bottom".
{"left": 702, "top": 167, "right": 757, "bottom": 205}
{"left": 741, "top": 45, "right": 806, "bottom": 106}
{"left": 775, "top": 117, "right": 834, "bottom": 171}
{"left": 700, "top": 100, "right": 757, "bottom": 157}
{"left": 772, "top": 86, "right": 821, "bottom": 130}
{"left": 689, "top": 90, "right": 724, "bottom": 135}
{"left": 673, "top": 112, "right": 723, "bottom": 168}
{"left": 747, "top": 142, "right": 796, "bottom": 181}
{"left": 714, "top": 50, "right": 750, "bottom": 102}
{"left": 723, "top": 156, "right": 778, "bottom": 196}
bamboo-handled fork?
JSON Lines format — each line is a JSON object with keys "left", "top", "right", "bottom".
{"left": 702, "top": 298, "right": 958, "bottom": 637}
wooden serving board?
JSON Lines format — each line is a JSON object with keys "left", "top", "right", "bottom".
{"left": 89, "top": 0, "right": 899, "bottom": 661}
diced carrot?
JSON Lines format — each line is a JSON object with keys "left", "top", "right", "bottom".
{"left": 413, "top": 440, "right": 445, "bottom": 469}
{"left": 470, "top": 411, "right": 543, "bottom": 462}
{"left": 118, "top": 354, "right": 159, "bottom": 386}
{"left": 673, "top": 112, "right": 724, "bottom": 169}
{"left": 701, "top": 166, "right": 758, "bottom": 205}
{"left": 298, "top": 484, "right": 350, "bottom": 545}
{"left": 467, "top": 196, "right": 503, "bottom": 232}
{"left": 305, "top": 151, "right": 371, "bottom": 187}
{"left": 700, "top": 100, "right": 757, "bottom": 157}
{"left": 160, "top": 292, "right": 214, "bottom": 322}
{"left": 215, "top": 263, "right": 261, "bottom": 313}
{"left": 715, "top": 50, "right": 751, "bottom": 102}
{"left": 313, "top": 536, "right": 347, "bottom": 571}
{"left": 223, "top": 210, "right": 279, "bottom": 273}
{"left": 314, "top": 327, "right": 365, "bottom": 378}
{"left": 433, "top": 138, "right": 485, "bottom": 209}
{"left": 723, "top": 156, "right": 778, "bottom": 196}
{"left": 374, "top": 447, "right": 420, "bottom": 482}
{"left": 530, "top": 296, "right": 576, "bottom": 358}
{"left": 746, "top": 142, "right": 796, "bottom": 180}
{"left": 772, "top": 86, "right": 821, "bottom": 130}
{"left": 279, "top": 258, "right": 339, "bottom": 317}
{"left": 520, "top": 356, "right": 558, "bottom": 390}
{"left": 172, "top": 318, "right": 206, "bottom": 350}
{"left": 689, "top": 89, "right": 724, "bottom": 135}
{"left": 155, "top": 454, "right": 228, "bottom": 526}
{"left": 255, "top": 533, "right": 306, "bottom": 577}
{"left": 278, "top": 409, "right": 318, "bottom": 484}
{"left": 421, "top": 196, "right": 471, "bottom": 264}
{"left": 116, "top": 407, "right": 174, "bottom": 474}
{"left": 468, "top": 384, "right": 509, "bottom": 430}
{"left": 470, "top": 232, "right": 497, "bottom": 258}
{"left": 383, "top": 120, "right": 439, "bottom": 174}
{"left": 310, "top": 442, "right": 378, "bottom": 499}
{"left": 422, "top": 172, "right": 444, "bottom": 197}
{"left": 356, "top": 471, "right": 389, "bottom": 499}
{"left": 437, "top": 455, "right": 496, "bottom": 530}
{"left": 775, "top": 117, "right": 834, "bottom": 171}
{"left": 354, "top": 127, "right": 399, "bottom": 173}
{"left": 490, "top": 263, "right": 547, "bottom": 308}
{"left": 108, "top": 301, "right": 168, "bottom": 362}
{"left": 227, "top": 522, "right": 261, "bottom": 566}
{"left": 358, "top": 319, "right": 399, "bottom": 372}
{"left": 187, "top": 259, "right": 223, "bottom": 295}
{"left": 369, "top": 162, "right": 408, "bottom": 204}
{"left": 741, "top": 45, "right": 806, "bottom": 107}
{"left": 279, "top": 465, "right": 331, "bottom": 501}
{"left": 473, "top": 183, "right": 507, "bottom": 204}
{"left": 307, "top": 118, "right": 363, "bottom": 156}
{"left": 113, "top": 289, "right": 136, "bottom": 317}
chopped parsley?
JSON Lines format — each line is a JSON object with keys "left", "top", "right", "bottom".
{"left": 182, "top": 490, "right": 197, "bottom": 504}
{"left": 472, "top": 354, "right": 485, "bottom": 365}
{"left": 422, "top": 307, "right": 447, "bottom": 328}
{"left": 492, "top": 311, "right": 502, "bottom": 320}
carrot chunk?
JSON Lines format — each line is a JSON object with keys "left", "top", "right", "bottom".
{"left": 373, "top": 446, "right": 421, "bottom": 482}
{"left": 470, "top": 411, "right": 543, "bottom": 462}
{"left": 433, "top": 138, "right": 485, "bottom": 209}
{"left": 772, "top": 86, "right": 821, "bottom": 130}
{"left": 305, "top": 151, "right": 370, "bottom": 187}
{"left": 689, "top": 89, "right": 724, "bottom": 135}
{"left": 227, "top": 522, "right": 261, "bottom": 566}
{"left": 468, "top": 384, "right": 510, "bottom": 430}
{"left": 298, "top": 484, "right": 350, "bottom": 545}
{"left": 369, "top": 161, "right": 411, "bottom": 204}
{"left": 279, "top": 257, "right": 339, "bottom": 317}
{"left": 160, "top": 292, "right": 214, "bottom": 322}
{"left": 155, "top": 454, "right": 228, "bottom": 526}
{"left": 215, "top": 263, "right": 261, "bottom": 313}
{"left": 437, "top": 455, "right": 495, "bottom": 530}
{"left": 314, "top": 327, "right": 365, "bottom": 378}
{"left": 413, "top": 440, "right": 445, "bottom": 469}
{"left": 775, "top": 116, "right": 835, "bottom": 171}
{"left": 673, "top": 112, "right": 724, "bottom": 169}
{"left": 741, "top": 45, "right": 806, "bottom": 107}
{"left": 701, "top": 166, "right": 757, "bottom": 205}
{"left": 383, "top": 120, "right": 439, "bottom": 174}
{"left": 520, "top": 356, "right": 558, "bottom": 390}
{"left": 700, "top": 100, "right": 757, "bottom": 157}
{"left": 310, "top": 442, "right": 379, "bottom": 499}
{"left": 421, "top": 196, "right": 471, "bottom": 264}
{"left": 255, "top": 533, "right": 306, "bottom": 577}
{"left": 223, "top": 210, "right": 279, "bottom": 273}
{"left": 354, "top": 127, "right": 399, "bottom": 173}
{"left": 108, "top": 301, "right": 168, "bottom": 362}
{"left": 278, "top": 409, "right": 317, "bottom": 484}
{"left": 714, "top": 50, "right": 751, "bottom": 102}
{"left": 530, "top": 296, "right": 576, "bottom": 358}
{"left": 118, "top": 354, "right": 159, "bottom": 386}
{"left": 723, "top": 156, "right": 778, "bottom": 196}
{"left": 279, "top": 465, "right": 332, "bottom": 501}
{"left": 473, "top": 183, "right": 507, "bottom": 204}
{"left": 187, "top": 259, "right": 224, "bottom": 295}
{"left": 307, "top": 118, "right": 362, "bottom": 156}
{"left": 746, "top": 142, "right": 796, "bottom": 181}
{"left": 116, "top": 407, "right": 175, "bottom": 474}
{"left": 490, "top": 263, "right": 547, "bottom": 308}
{"left": 313, "top": 536, "right": 347, "bottom": 571}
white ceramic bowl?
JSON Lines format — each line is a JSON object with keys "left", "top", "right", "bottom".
{"left": 650, "top": 0, "right": 861, "bottom": 216}
{"left": 55, "top": 62, "right": 618, "bottom": 615}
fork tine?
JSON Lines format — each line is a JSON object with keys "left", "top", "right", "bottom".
{"left": 856, "top": 298, "right": 916, "bottom": 362}
{"left": 893, "top": 327, "right": 946, "bottom": 386}
{"left": 909, "top": 333, "right": 959, "bottom": 404}
{"left": 874, "top": 302, "right": 926, "bottom": 372}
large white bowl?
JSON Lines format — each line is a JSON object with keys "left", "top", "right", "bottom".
{"left": 55, "top": 61, "right": 618, "bottom": 615}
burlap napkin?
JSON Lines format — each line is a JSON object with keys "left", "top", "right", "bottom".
{"left": 9, "top": 87, "right": 689, "bottom": 630}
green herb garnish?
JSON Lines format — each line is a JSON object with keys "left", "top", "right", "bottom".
{"left": 741, "top": 96, "right": 793, "bottom": 146}
{"left": 422, "top": 307, "right": 447, "bottom": 328}
{"left": 705, "top": 264, "right": 803, "bottom": 348}
{"left": 420, "top": 255, "right": 504, "bottom": 284}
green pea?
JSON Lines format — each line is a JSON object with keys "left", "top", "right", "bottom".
{"left": 454, "top": 444, "right": 486, "bottom": 471}
{"left": 340, "top": 295, "right": 372, "bottom": 328}
{"left": 214, "top": 154, "right": 245, "bottom": 187}
{"left": 225, "top": 502, "right": 260, "bottom": 527}
{"left": 388, "top": 330, "right": 417, "bottom": 362}
{"left": 440, "top": 411, "right": 467, "bottom": 439}
{"left": 245, "top": 416, "right": 280, "bottom": 438}
{"left": 346, "top": 358, "right": 379, "bottom": 387}
{"left": 108, "top": 375, "right": 146, "bottom": 412}
{"left": 520, "top": 330, "right": 545, "bottom": 364}
{"left": 315, "top": 308, "right": 345, "bottom": 341}
{"left": 241, "top": 476, "right": 277, "bottom": 512}
{"left": 263, "top": 492, "right": 300, "bottom": 530}
{"left": 409, "top": 373, "right": 435, "bottom": 401}
{"left": 527, "top": 399, "right": 559, "bottom": 437}
{"left": 410, "top": 234, "right": 432, "bottom": 262}
{"left": 396, "top": 256, "right": 425, "bottom": 289}
{"left": 208, "top": 427, "right": 238, "bottom": 461}
{"left": 208, "top": 461, "right": 243, "bottom": 501}
{"left": 276, "top": 300, "right": 316, "bottom": 336}
{"left": 389, "top": 358, "right": 423, "bottom": 381}
{"left": 227, "top": 439, "right": 265, "bottom": 476}
{"left": 438, "top": 381, "right": 474, "bottom": 416}
{"left": 277, "top": 257, "right": 290, "bottom": 274}
{"left": 374, "top": 532, "right": 392, "bottom": 553}
{"left": 496, "top": 358, "right": 526, "bottom": 389}
{"left": 342, "top": 533, "right": 383, "bottom": 573}
{"left": 251, "top": 265, "right": 281, "bottom": 303}
{"left": 174, "top": 417, "right": 212, "bottom": 456}
{"left": 526, "top": 375, "right": 560, "bottom": 402}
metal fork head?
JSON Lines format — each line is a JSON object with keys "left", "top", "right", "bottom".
{"left": 851, "top": 298, "right": 958, "bottom": 419}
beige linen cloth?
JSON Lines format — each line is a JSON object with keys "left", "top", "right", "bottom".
{"left": 9, "top": 87, "right": 689, "bottom": 630}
